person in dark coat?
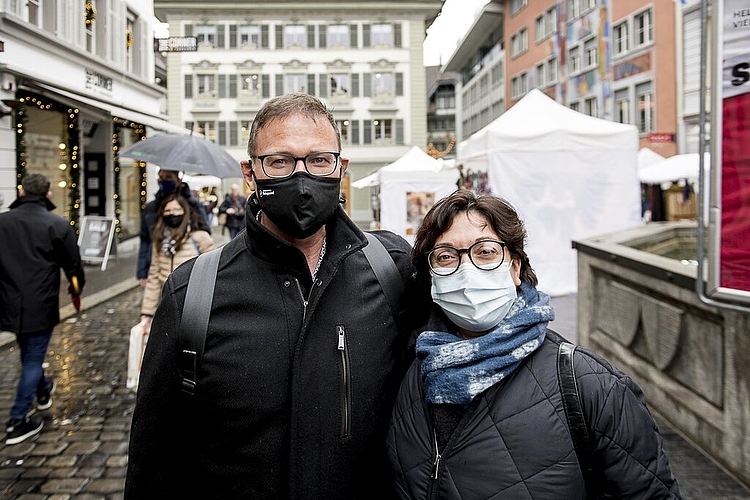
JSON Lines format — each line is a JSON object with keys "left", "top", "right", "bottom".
{"left": 0, "top": 173, "right": 85, "bottom": 445}
{"left": 125, "top": 93, "right": 428, "bottom": 499}
{"left": 136, "top": 169, "right": 209, "bottom": 287}
{"left": 386, "top": 190, "right": 681, "bottom": 499}
{"left": 218, "top": 183, "right": 246, "bottom": 239}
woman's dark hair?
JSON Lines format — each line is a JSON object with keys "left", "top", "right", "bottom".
{"left": 153, "top": 194, "right": 202, "bottom": 253}
{"left": 412, "top": 189, "right": 538, "bottom": 287}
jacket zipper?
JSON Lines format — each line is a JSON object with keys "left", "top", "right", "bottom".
{"left": 427, "top": 430, "right": 441, "bottom": 498}
{"left": 337, "top": 325, "right": 352, "bottom": 438}
{"left": 293, "top": 279, "right": 308, "bottom": 319}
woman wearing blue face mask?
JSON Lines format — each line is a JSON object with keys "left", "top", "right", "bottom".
{"left": 140, "top": 194, "right": 215, "bottom": 330}
{"left": 386, "top": 190, "right": 681, "bottom": 499}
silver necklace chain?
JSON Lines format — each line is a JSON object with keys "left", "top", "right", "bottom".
{"left": 312, "top": 238, "right": 327, "bottom": 282}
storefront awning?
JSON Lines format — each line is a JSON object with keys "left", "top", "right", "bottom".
{"left": 32, "top": 82, "right": 192, "bottom": 136}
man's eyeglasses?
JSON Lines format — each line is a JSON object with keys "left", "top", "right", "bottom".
{"left": 427, "top": 240, "right": 507, "bottom": 276}
{"left": 252, "top": 152, "right": 341, "bottom": 179}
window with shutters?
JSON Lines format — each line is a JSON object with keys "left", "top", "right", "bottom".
{"left": 241, "top": 120, "right": 252, "bottom": 146}
{"left": 372, "top": 24, "right": 393, "bottom": 47}
{"left": 285, "top": 74, "right": 306, "bottom": 93}
{"left": 197, "top": 75, "right": 215, "bottom": 97}
{"left": 197, "top": 121, "right": 217, "bottom": 142}
{"left": 218, "top": 122, "right": 227, "bottom": 145}
{"left": 284, "top": 25, "right": 306, "bottom": 48}
{"left": 373, "top": 119, "right": 393, "bottom": 144}
{"left": 241, "top": 74, "right": 261, "bottom": 96}
{"left": 240, "top": 25, "right": 260, "bottom": 48}
{"left": 330, "top": 74, "right": 350, "bottom": 96}
{"left": 230, "top": 122, "right": 239, "bottom": 147}
{"left": 196, "top": 25, "right": 216, "bottom": 48}
{"left": 337, "top": 120, "right": 351, "bottom": 145}
{"left": 328, "top": 25, "right": 349, "bottom": 48}
{"left": 373, "top": 72, "right": 393, "bottom": 96}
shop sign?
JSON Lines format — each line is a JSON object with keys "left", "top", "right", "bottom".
{"left": 647, "top": 132, "right": 674, "bottom": 143}
{"left": 155, "top": 37, "right": 197, "bottom": 52}
{"left": 85, "top": 69, "right": 113, "bottom": 96}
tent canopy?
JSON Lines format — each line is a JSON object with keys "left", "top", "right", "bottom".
{"left": 637, "top": 148, "right": 666, "bottom": 171}
{"left": 455, "top": 89, "right": 641, "bottom": 296}
{"left": 379, "top": 146, "right": 459, "bottom": 183}
{"left": 638, "top": 153, "right": 710, "bottom": 184}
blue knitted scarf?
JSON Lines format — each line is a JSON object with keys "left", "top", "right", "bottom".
{"left": 417, "top": 283, "right": 556, "bottom": 406}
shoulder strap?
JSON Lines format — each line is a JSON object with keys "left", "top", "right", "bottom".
{"left": 361, "top": 232, "right": 404, "bottom": 315}
{"left": 557, "top": 341, "right": 597, "bottom": 497}
{"left": 190, "top": 235, "right": 201, "bottom": 255}
{"left": 178, "top": 247, "right": 222, "bottom": 396}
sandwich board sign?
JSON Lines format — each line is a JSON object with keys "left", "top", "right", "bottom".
{"left": 78, "top": 216, "right": 116, "bottom": 271}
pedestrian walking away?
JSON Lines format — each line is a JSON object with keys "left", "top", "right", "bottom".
{"left": 125, "top": 92, "right": 429, "bottom": 499}
{"left": 386, "top": 190, "right": 681, "bottom": 499}
{"left": 0, "top": 173, "right": 85, "bottom": 445}
{"left": 218, "top": 183, "right": 247, "bottom": 239}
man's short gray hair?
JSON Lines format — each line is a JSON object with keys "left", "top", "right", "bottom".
{"left": 21, "top": 173, "right": 51, "bottom": 197}
{"left": 246, "top": 93, "right": 340, "bottom": 157}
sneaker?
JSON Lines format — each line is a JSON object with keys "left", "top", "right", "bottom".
{"left": 5, "top": 416, "right": 43, "bottom": 445}
{"left": 37, "top": 380, "right": 56, "bottom": 410}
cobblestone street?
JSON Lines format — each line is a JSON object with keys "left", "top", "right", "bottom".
{"left": 0, "top": 288, "right": 141, "bottom": 499}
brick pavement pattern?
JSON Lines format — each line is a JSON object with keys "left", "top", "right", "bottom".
{"left": 1, "top": 284, "right": 750, "bottom": 499}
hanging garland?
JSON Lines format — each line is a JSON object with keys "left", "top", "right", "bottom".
{"left": 85, "top": 1, "right": 96, "bottom": 25}
{"left": 16, "top": 92, "right": 80, "bottom": 231}
{"left": 126, "top": 29, "right": 133, "bottom": 50}
{"left": 112, "top": 119, "right": 146, "bottom": 241}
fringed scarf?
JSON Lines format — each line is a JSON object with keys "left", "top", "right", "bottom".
{"left": 417, "top": 283, "right": 556, "bottom": 406}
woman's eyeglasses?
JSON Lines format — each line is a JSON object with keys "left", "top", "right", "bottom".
{"left": 427, "top": 240, "right": 506, "bottom": 276}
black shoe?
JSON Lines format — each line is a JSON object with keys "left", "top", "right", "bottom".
{"left": 37, "top": 380, "right": 56, "bottom": 410}
{"left": 5, "top": 416, "right": 43, "bottom": 445}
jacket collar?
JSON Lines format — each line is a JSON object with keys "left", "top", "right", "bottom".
{"left": 9, "top": 195, "right": 56, "bottom": 211}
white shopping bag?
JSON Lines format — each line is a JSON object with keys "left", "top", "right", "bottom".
{"left": 126, "top": 320, "right": 150, "bottom": 390}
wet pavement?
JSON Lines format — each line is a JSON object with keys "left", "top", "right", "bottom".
{"left": 0, "top": 230, "right": 749, "bottom": 499}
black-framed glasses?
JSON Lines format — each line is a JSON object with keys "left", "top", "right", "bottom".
{"left": 252, "top": 152, "right": 341, "bottom": 179}
{"left": 427, "top": 240, "right": 507, "bottom": 276}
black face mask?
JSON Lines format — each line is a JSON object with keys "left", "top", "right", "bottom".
{"left": 254, "top": 172, "right": 341, "bottom": 239}
{"left": 159, "top": 180, "right": 178, "bottom": 194}
{"left": 163, "top": 215, "right": 184, "bottom": 228}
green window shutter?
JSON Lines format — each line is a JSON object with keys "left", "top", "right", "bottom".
{"left": 396, "top": 73, "right": 404, "bottom": 96}
{"left": 394, "top": 23, "right": 402, "bottom": 48}
{"left": 230, "top": 121, "right": 239, "bottom": 147}
{"left": 217, "top": 25, "right": 225, "bottom": 49}
{"left": 218, "top": 121, "right": 227, "bottom": 145}
{"left": 319, "top": 25, "right": 327, "bottom": 48}
{"left": 184, "top": 24, "right": 193, "bottom": 37}
{"left": 307, "top": 74, "right": 316, "bottom": 95}
{"left": 276, "top": 25, "right": 284, "bottom": 48}
{"left": 307, "top": 25, "right": 315, "bottom": 48}
{"left": 363, "top": 24, "right": 371, "bottom": 47}
{"left": 363, "top": 72, "right": 372, "bottom": 97}
{"left": 350, "top": 24, "right": 358, "bottom": 48}
{"left": 229, "top": 25, "right": 237, "bottom": 48}
{"left": 351, "top": 120, "right": 359, "bottom": 144}
{"left": 229, "top": 75, "right": 238, "bottom": 98}
{"left": 262, "top": 75, "right": 270, "bottom": 98}
{"left": 184, "top": 74, "right": 193, "bottom": 98}
{"left": 218, "top": 75, "right": 227, "bottom": 98}
{"left": 261, "top": 25, "right": 269, "bottom": 48}
{"left": 318, "top": 74, "right": 327, "bottom": 98}
{"left": 396, "top": 119, "right": 404, "bottom": 144}
{"left": 351, "top": 73, "right": 359, "bottom": 97}
{"left": 275, "top": 74, "right": 284, "bottom": 95}
{"left": 364, "top": 120, "right": 372, "bottom": 144}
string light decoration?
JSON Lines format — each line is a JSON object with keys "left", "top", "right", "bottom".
{"left": 112, "top": 118, "right": 146, "bottom": 241}
{"left": 15, "top": 92, "right": 80, "bottom": 231}
{"left": 85, "top": 1, "right": 96, "bottom": 25}
{"left": 126, "top": 29, "right": 133, "bottom": 50}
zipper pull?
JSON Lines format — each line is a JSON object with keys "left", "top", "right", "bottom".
{"left": 432, "top": 432, "right": 441, "bottom": 479}
{"left": 337, "top": 325, "right": 345, "bottom": 350}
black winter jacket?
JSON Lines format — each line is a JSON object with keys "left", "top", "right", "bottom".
{"left": 386, "top": 329, "right": 681, "bottom": 499}
{"left": 136, "top": 183, "right": 208, "bottom": 279}
{"left": 218, "top": 193, "right": 246, "bottom": 230}
{"left": 0, "top": 196, "right": 85, "bottom": 333}
{"left": 125, "top": 197, "right": 429, "bottom": 499}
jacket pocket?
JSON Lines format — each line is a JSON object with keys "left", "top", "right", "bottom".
{"left": 336, "top": 324, "right": 352, "bottom": 438}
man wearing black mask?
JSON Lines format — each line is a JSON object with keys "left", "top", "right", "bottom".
{"left": 135, "top": 169, "right": 209, "bottom": 287}
{"left": 126, "top": 93, "right": 427, "bottom": 499}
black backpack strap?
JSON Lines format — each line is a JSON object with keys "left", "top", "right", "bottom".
{"left": 557, "top": 340, "right": 597, "bottom": 497}
{"left": 178, "top": 247, "right": 222, "bottom": 396}
{"left": 362, "top": 232, "right": 404, "bottom": 315}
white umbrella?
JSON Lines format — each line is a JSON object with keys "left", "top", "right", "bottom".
{"left": 638, "top": 153, "right": 710, "bottom": 185}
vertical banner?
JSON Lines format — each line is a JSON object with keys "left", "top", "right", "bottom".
{"left": 718, "top": 0, "right": 750, "bottom": 294}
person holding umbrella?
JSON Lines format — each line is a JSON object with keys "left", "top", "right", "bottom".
{"left": 0, "top": 173, "right": 85, "bottom": 445}
{"left": 136, "top": 169, "right": 209, "bottom": 288}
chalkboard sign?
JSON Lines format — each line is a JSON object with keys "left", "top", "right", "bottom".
{"left": 78, "top": 216, "right": 116, "bottom": 271}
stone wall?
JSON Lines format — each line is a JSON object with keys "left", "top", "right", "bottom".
{"left": 575, "top": 222, "right": 750, "bottom": 485}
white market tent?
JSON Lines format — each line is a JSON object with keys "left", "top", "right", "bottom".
{"left": 637, "top": 147, "right": 666, "bottom": 172}
{"left": 638, "top": 152, "right": 710, "bottom": 184}
{"left": 371, "top": 146, "right": 460, "bottom": 243}
{"left": 457, "top": 89, "right": 642, "bottom": 296}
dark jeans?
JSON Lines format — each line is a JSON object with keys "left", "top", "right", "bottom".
{"left": 229, "top": 226, "right": 242, "bottom": 239}
{"left": 10, "top": 329, "right": 53, "bottom": 421}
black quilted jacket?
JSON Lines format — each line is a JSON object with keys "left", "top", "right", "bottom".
{"left": 386, "top": 329, "right": 681, "bottom": 499}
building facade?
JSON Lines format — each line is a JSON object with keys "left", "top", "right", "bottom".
{"left": 0, "top": 0, "right": 184, "bottom": 239}
{"left": 155, "top": 0, "right": 441, "bottom": 225}
{"left": 425, "top": 65, "right": 458, "bottom": 159}
{"left": 446, "top": 0, "right": 681, "bottom": 157}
